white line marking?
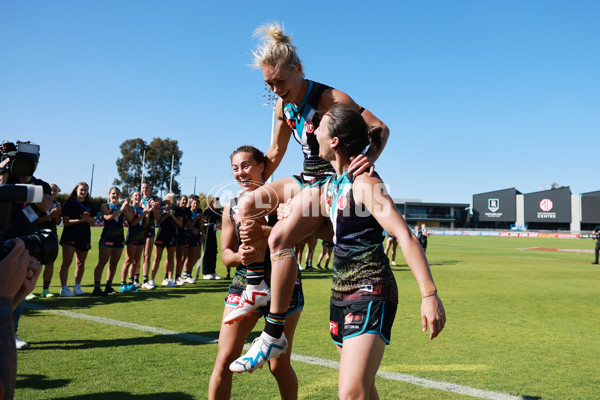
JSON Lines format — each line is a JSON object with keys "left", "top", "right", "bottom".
{"left": 25, "top": 303, "right": 526, "bottom": 400}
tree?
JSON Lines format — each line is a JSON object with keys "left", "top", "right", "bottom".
{"left": 145, "top": 138, "right": 183, "bottom": 195}
{"left": 114, "top": 138, "right": 147, "bottom": 195}
{"left": 113, "top": 137, "right": 183, "bottom": 196}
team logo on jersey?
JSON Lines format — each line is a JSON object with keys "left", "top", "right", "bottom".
{"left": 305, "top": 119, "right": 314, "bottom": 133}
{"left": 338, "top": 194, "right": 348, "bottom": 211}
{"left": 327, "top": 195, "right": 332, "bottom": 206}
{"left": 329, "top": 321, "right": 338, "bottom": 335}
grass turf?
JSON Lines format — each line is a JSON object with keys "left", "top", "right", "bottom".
{"left": 14, "top": 228, "right": 600, "bottom": 399}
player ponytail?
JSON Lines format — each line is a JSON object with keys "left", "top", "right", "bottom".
{"left": 251, "top": 22, "right": 303, "bottom": 76}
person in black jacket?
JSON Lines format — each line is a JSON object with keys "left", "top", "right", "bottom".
{"left": 592, "top": 225, "right": 600, "bottom": 264}
{"left": 202, "top": 198, "right": 221, "bottom": 280}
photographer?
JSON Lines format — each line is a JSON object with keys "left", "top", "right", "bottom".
{"left": 0, "top": 142, "right": 53, "bottom": 351}
{"left": 38, "top": 183, "right": 61, "bottom": 298}
{"left": 592, "top": 225, "right": 600, "bottom": 265}
{"left": 0, "top": 239, "right": 42, "bottom": 400}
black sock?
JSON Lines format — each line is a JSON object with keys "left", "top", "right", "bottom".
{"left": 43, "top": 281, "right": 50, "bottom": 290}
{"left": 264, "top": 312, "right": 286, "bottom": 339}
{"left": 143, "top": 275, "right": 149, "bottom": 284}
{"left": 94, "top": 281, "right": 101, "bottom": 289}
{"left": 134, "top": 274, "right": 140, "bottom": 283}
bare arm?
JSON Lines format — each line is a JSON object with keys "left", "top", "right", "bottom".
{"left": 36, "top": 193, "right": 53, "bottom": 213}
{"left": 319, "top": 89, "right": 390, "bottom": 172}
{"left": 220, "top": 204, "right": 241, "bottom": 268}
{"left": 354, "top": 174, "right": 445, "bottom": 339}
{"left": 262, "top": 99, "right": 293, "bottom": 181}
{"left": 170, "top": 210, "right": 184, "bottom": 228}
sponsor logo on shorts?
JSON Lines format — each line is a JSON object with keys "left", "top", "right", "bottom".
{"left": 359, "top": 284, "right": 374, "bottom": 293}
{"left": 329, "top": 321, "right": 338, "bottom": 335}
{"left": 105, "top": 241, "right": 114, "bottom": 246}
{"left": 226, "top": 293, "right": 241, "bottom": 306}
{"left": 345, "top": 313, "right": 363, "bottom": 325}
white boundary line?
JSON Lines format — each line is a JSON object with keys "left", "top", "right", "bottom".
{"left": 25, "top": 303, "right": 526, "bottom": 400}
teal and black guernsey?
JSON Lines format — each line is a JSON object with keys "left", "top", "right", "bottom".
{"left": 326, "top": 171, "right": 398, "bottom": 305}
{"left": 126, "top": 206, "right": 146, "bottom": 243}
{"left": 282, "top": 80, "right": 335, "bottom": 176}
{"left": 102, "top": 203, "right": 125, "bottom": 240}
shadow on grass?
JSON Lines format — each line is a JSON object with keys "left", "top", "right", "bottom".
{"left": 25, "top": 282, "right": 231, "bottom": 311}
{"left": 21, "top": 329, "right": 223, "bottom": 351}
{"left": 52, "top": 391, "right": 194, "bottom": 400}
{"left": 428, "top": 259, "right": 461, "bottom": 267}
{"left": 17, "top": 374, "right": 70, "bottom": 389}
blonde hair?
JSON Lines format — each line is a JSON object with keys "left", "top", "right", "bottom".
{"left": 252, "top": 22, "right": 303, "bottom": 76}
{"left": 164, "top": 193, "right": 176, "bottom": 204}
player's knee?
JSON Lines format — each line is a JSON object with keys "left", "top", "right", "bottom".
{"left": 237, "top": 192, "right": 256, "bottom": 218}
{"left": 338, "top": 379, "right": 366, "bottom": 400}
{"left": 268, "top": 224, "right": 286, "bottom": 251}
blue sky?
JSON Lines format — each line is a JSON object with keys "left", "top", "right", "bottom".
{"left": 1, "top": 1, "right": 598, "bottom": 206}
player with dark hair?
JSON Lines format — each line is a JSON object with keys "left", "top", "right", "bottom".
{"left": 59, "top": 182, "right": 96, "bottom": 297}
{"left": 232, "top": 105, "right": 445, "bottom": 400}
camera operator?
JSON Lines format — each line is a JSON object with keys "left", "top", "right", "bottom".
{"left": 592, "top": 225, "right": 600, "bottom": 265}
{"left": 0, "top": 142, "right": 53, "bottom": 351}
{"left": 0, "top": 240, "right": 42, "bottom": 400}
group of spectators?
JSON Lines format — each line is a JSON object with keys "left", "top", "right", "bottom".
{"left": 40, "top": 182, "right": 225, "bottom": 300}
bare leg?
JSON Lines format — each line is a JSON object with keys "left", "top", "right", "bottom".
{"left": 337, "top": 334, "right": 386, "bottom": 400}
{"left": 106, "top": 248, "right": 124, "bottom": 282}
{"left": 165, "top": 247, "right": 176, "bottom": 280}
{"left": 121, "top": 245, "right": 134, "bottom": 283}
{"left": 268, "top": 187, "right": 326, "bottom": 314}
{"left": 185, "top": 246, "right": 200, "bottom": 274}
{"left": 94, "top": 246, "right": 112, "bottom": 283}
{"left": 74, "top": 249, "right": 89, "bottom": 285}
{"left": 43, "top": 263, "right": 54, "bottom": 285}
{"left": 151, "top": 246, "right": 164, "bottom": 280}
{"left": 142, "top": 236, "right": 154, "bottom": 277}
{"left": 175, "top": 245, "right": 187, "bottom": 276}
{"left": 59, "top": 245, "right": 76, "bottom": 286}
{"left": 268, "top": 309, "right": 301, "bottom": 400}
{"left": 208, "top": 308, "right": 261, "bottom": 400}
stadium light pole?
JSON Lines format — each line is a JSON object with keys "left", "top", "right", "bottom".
{"left": 262, "top": 84, "right": 277, "bottom": 183}
{"left": 90, "top": 164, "right": 94, "bottom": 197}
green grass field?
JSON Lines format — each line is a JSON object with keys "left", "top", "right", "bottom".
{"left": 14, "top": 228, "right": 599, "bottom": 399}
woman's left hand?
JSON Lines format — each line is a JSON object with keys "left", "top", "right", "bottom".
{"left": 349, "top": 154, "right": 374, "bottom": 177}
{"left": 421, "top": 295, "right": 446, "bottom": 340}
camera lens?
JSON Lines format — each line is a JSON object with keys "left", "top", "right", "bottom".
{"left": 20, "top": 229, "right": 59, "bottom": 264}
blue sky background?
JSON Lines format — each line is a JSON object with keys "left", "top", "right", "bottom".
{"left": 1, "top": 1, "right": 598, "bottom": 206}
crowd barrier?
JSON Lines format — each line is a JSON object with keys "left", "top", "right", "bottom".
{"left": 428, "top": 230, "right": 588, "bottom": 239}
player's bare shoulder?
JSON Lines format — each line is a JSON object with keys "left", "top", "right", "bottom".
{"left": 319, "top": 87, "right": 359, "bottom": 110}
